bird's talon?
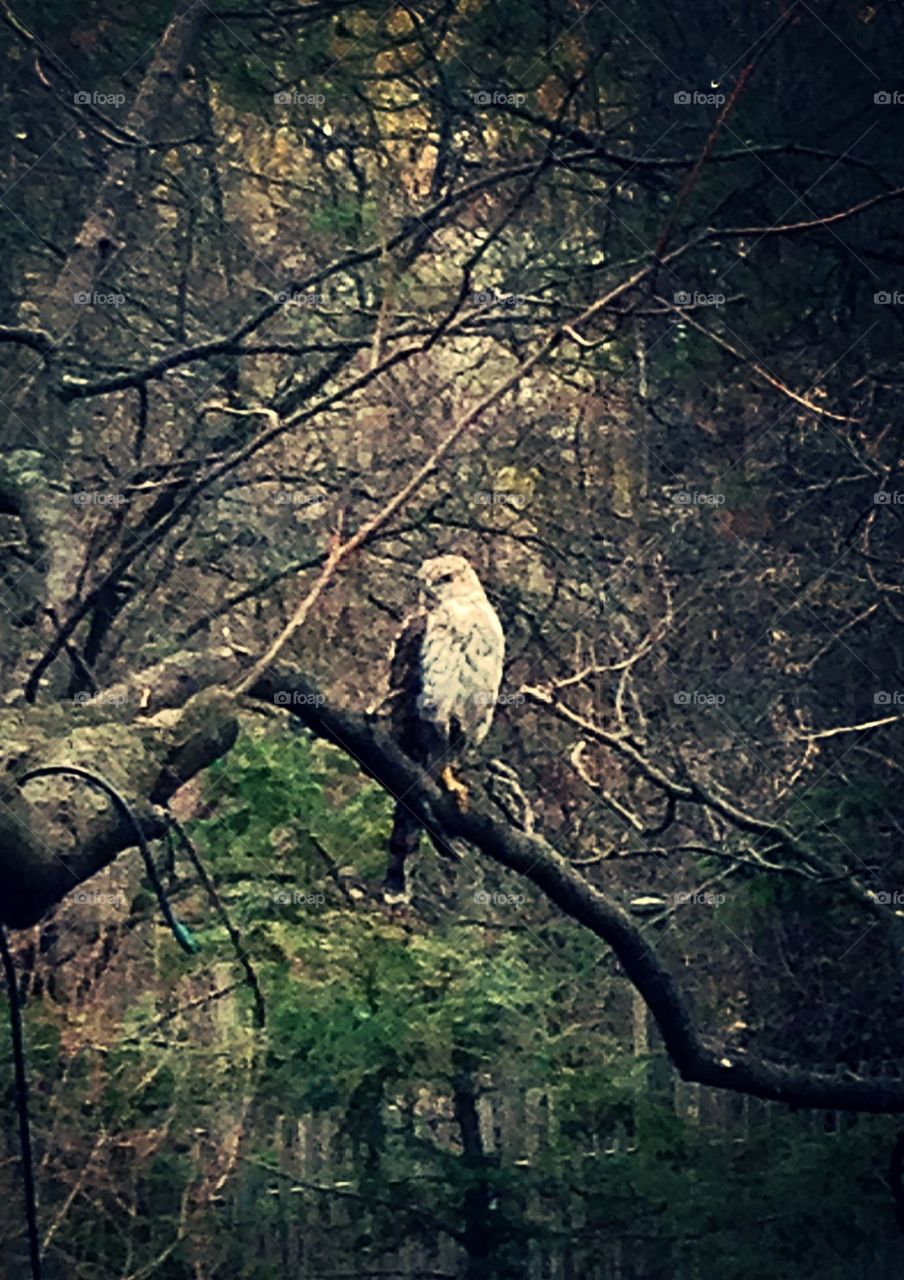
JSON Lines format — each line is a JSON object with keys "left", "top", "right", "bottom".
{"left": 440, "top": 764, "right": 470, "bottom": 810}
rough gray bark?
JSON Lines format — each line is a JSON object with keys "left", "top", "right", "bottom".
{"left": 0, "top": 684, "right": 237, "bottom": 927}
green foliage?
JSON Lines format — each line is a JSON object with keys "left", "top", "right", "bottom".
{"left": 307, "top": 197, "right": 379, "bottom": 242}
{"left": 1, "top": 732, "right": 898, "bottom": 1278}
{"left": 790, "top": 773, "right": 898, "bottom": 850}
{"left": 198, "top": 723, "right": 394, "bottom": 888}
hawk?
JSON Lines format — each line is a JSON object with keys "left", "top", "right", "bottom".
{"left": 385, "top": 554, "right": 505, "bottom": 900}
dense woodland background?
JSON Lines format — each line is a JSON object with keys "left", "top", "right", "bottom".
{"left": 2, "top": 0, "right": 904, "bottom": 1276}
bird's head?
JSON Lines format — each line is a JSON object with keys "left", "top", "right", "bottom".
{"left": 417, "top": 554, "right": 483, "bottom": 604}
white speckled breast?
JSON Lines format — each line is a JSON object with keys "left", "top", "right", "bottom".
{"left": 417, "top": 592, "right": 505, "bottom": 745}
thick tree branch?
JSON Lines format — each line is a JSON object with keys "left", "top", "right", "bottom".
{"left": 239, "top": 670, "right": 904, "bottom": 1114}
{"left": 3, "top": 651, "right": 902, "bottom": 1110}
{"left": 0, "top": 688, "right": 237, "bottom": 928}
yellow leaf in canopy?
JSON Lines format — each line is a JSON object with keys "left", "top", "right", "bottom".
{"left": 537, "top": 78, "right": 566, "bottom": 116}
{"left": 387, "top": 8, "right": 415, "bottom": 35}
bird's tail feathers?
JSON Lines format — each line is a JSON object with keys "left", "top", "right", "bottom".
{"left": 386, "top": 802, "right": 422, "bottom": 895}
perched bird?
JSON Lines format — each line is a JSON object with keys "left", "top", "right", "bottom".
{"left": 385, "top": 554, "right": 505, "bottom": 900}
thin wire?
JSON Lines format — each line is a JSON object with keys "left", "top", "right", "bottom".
{"left": 16, "top": 765, "right": 198, "bottom": 954}
{"left": 166, "top": 816, "right": 266, "bottom": 1027}
{"left": 0, "top": 924, "right": 42, "bottom": 1280}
